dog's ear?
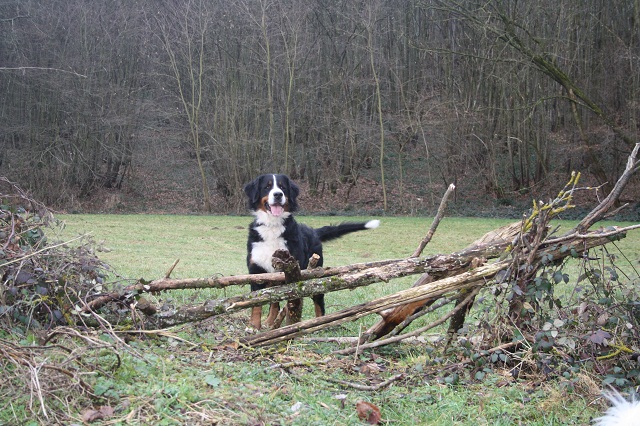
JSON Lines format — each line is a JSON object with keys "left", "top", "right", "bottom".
{"left": 286, "top": 178, "right": 300, "bottom": 212}
{"left": 243, "top": 177, "right": 261, "bottom": 207}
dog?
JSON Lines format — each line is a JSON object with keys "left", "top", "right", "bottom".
{"left": 593, "top": 389, "right": 640, "bottom": 426}
{"left": 244, "top": 173, "right": 379, "bottom": 329}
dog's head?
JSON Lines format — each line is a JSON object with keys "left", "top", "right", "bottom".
{"left": 244, "top": 174, "right": 299, "bottom": 217}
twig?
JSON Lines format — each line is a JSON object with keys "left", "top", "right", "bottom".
{"left": 113, "top": 329, "right": 199, "bottom": 349}
{"left": 29, "top": 363, "right": 48, "bottom": 419}
{"left": 0, "top": 66, "right": 87, "bottom": 78}
{"left": 596, "top": 342, "right": 635, "bottom": 361}
{"left": 485, "top": 340, "right": 523, "bottom": 354}
{"left": 323, "top": 373, "right": 404, "bottom": 391}
{"left": 266, "top": 357, "right": 330, "bottom": 370}
{"left": 1, "top": 235, "right": 85, "bottom": 267}
{"left": 165, "top": 259, "right": 180, "bottom": 279}
{"left": 543, "top": 224, "right": 640, "bottom": 246}
{"left": 411, "top": 183, "right": 455, "bottom": 258}
{"left": 575, "top": 143, "right": 639, "bottom": 233}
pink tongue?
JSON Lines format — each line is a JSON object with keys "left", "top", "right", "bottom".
{"left": 270, "top": 204, "right": 284, "bottom": 216}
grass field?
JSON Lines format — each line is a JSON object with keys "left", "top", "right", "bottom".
{"left": 5, "top": 214, "right": 639, "bottom": 425}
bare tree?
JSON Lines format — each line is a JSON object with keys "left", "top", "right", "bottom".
{"left": 155, "top": 0, "right": 213, "bottom": 212}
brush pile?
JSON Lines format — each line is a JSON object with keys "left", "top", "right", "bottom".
{"left": 0, "top": 177, "right": 125, "bottom": 424}
{"left": 0, "top": 177, "right": 110, "bottom": 331}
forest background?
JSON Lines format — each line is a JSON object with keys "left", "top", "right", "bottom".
{"left": 1, "top": 0, "right": 639, "bottom": 217}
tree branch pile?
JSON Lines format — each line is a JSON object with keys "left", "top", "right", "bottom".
{"left": 0, "top": 177, "right": 112, "bottom": 331}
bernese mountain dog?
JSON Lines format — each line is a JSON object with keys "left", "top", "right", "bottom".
{"left": 244, "top": 173, "right": 379, "bottom": 329}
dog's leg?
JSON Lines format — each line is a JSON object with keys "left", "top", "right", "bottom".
{"left": 265, "top": 302, "right": 280, "bottom": 327}
{"left": 250, "top": 306, "right": 262, "bottom": 329}
{"left": 312, "top": 294, "right": 325, "bottom": 317}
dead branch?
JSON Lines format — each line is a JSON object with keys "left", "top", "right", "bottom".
{"left": 361, "top": 153, "right": 638, "bottom": 343}
{"left": 575, "top": 143, "right": 639, "bottom": 233}
{"left": 136, "top": 239, "right": 526, "bottom": 330}
{"left": 239, "top": 261, "right": 503, "bottom": 347}
{"left": 411, "top": 183, "right": 455, "bottom": 258}
{"left": 334, "top": 286, "right": 482, "bottom": 355}
{"left": 139, "top": 256, "right": 456, "bottom": 328}
{"left": 164, "top": 259, "right": 180, "bottom": 278}
{"left": 266, "top": 357, "right": 330, "bottom": 370}
{"left": 323, "top": 373, "right": 404, "bottom": 391}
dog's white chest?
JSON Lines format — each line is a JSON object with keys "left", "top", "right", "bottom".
{"left": 251, "top": 222, "right": 288, "bottom": 272}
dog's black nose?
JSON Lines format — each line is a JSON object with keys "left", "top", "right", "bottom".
{"left": 273, "top": 191, "right": 283, "bottom": 200}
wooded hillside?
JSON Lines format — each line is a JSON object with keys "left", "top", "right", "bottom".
{"left": 1, "top": 0, "right": 639, "bottom": 214}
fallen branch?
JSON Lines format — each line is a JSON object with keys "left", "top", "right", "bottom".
{"left": 141, "top": 256, "right": 456, "bottom": 328}
{"left": 267, "top": 357, "right": 330, "bottom": 370}
{"left": 411, "top": 183, "right": 455, "bottom": 258}
{"left": 575, "top": 143, "right": 639, "bottom": 233}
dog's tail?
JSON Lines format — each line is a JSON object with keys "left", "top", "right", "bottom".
{"left": 315, "top": 220, "right": 380, "bottom": 242}
{"left": 594, "top": 389, "right": 640, "bottom": 426}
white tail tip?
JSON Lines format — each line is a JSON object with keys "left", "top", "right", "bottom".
{"left": 365, "top": 220, "right": 380, "bottom": 229}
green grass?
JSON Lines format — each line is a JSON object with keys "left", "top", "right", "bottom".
{"left": 7, "top": 213, "right": 637, "bottom": 425}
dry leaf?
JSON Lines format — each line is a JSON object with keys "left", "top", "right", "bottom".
{"left": 81, "top": 405, "right": 114, "bottom": 423}
{"left": 356, "top": 400, "right": 382, "bottom": 425}
{"left": 360, "top": 363, "right": 381, "bottom": 375}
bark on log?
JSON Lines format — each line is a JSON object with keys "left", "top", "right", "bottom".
{"left": 137, "top": 256, "right": 457, "bottom": 328}
{"left": 137, "top": 230, "right": 530, "bottom": 329}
